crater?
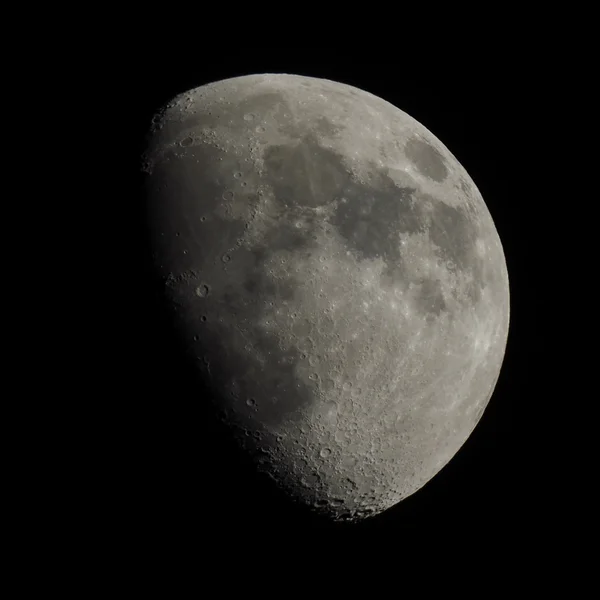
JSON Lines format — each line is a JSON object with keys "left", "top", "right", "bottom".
{"left": 405, "top": 136, "right": 448, "bottom": 182}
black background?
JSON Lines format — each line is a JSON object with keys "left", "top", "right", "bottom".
{"left": 108, "top": 49, "right": 546, "bottom": 557}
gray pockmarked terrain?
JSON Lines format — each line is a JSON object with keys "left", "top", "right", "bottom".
{"left": 142, "top": 74, "right": 510, "bottom": 521}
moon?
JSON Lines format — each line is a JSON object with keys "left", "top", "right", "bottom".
{"left": 141, "top": 74, "right": 510, "bottom": 522}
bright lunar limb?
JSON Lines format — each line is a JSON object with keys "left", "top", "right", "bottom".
{"left": 141, "top": 74, "right": 510, "bottom": 522}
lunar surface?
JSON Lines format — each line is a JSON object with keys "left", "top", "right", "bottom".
{"left": 141, "top": 74, "right": 510, "bottom": 522}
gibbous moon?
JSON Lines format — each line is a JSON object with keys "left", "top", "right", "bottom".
{"left": 141, "top": 74, "right": 510, "bottom": 521}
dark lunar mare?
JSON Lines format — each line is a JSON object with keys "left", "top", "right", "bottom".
{"left": 263, "top": 132, "right": 485, "bottom": 311}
